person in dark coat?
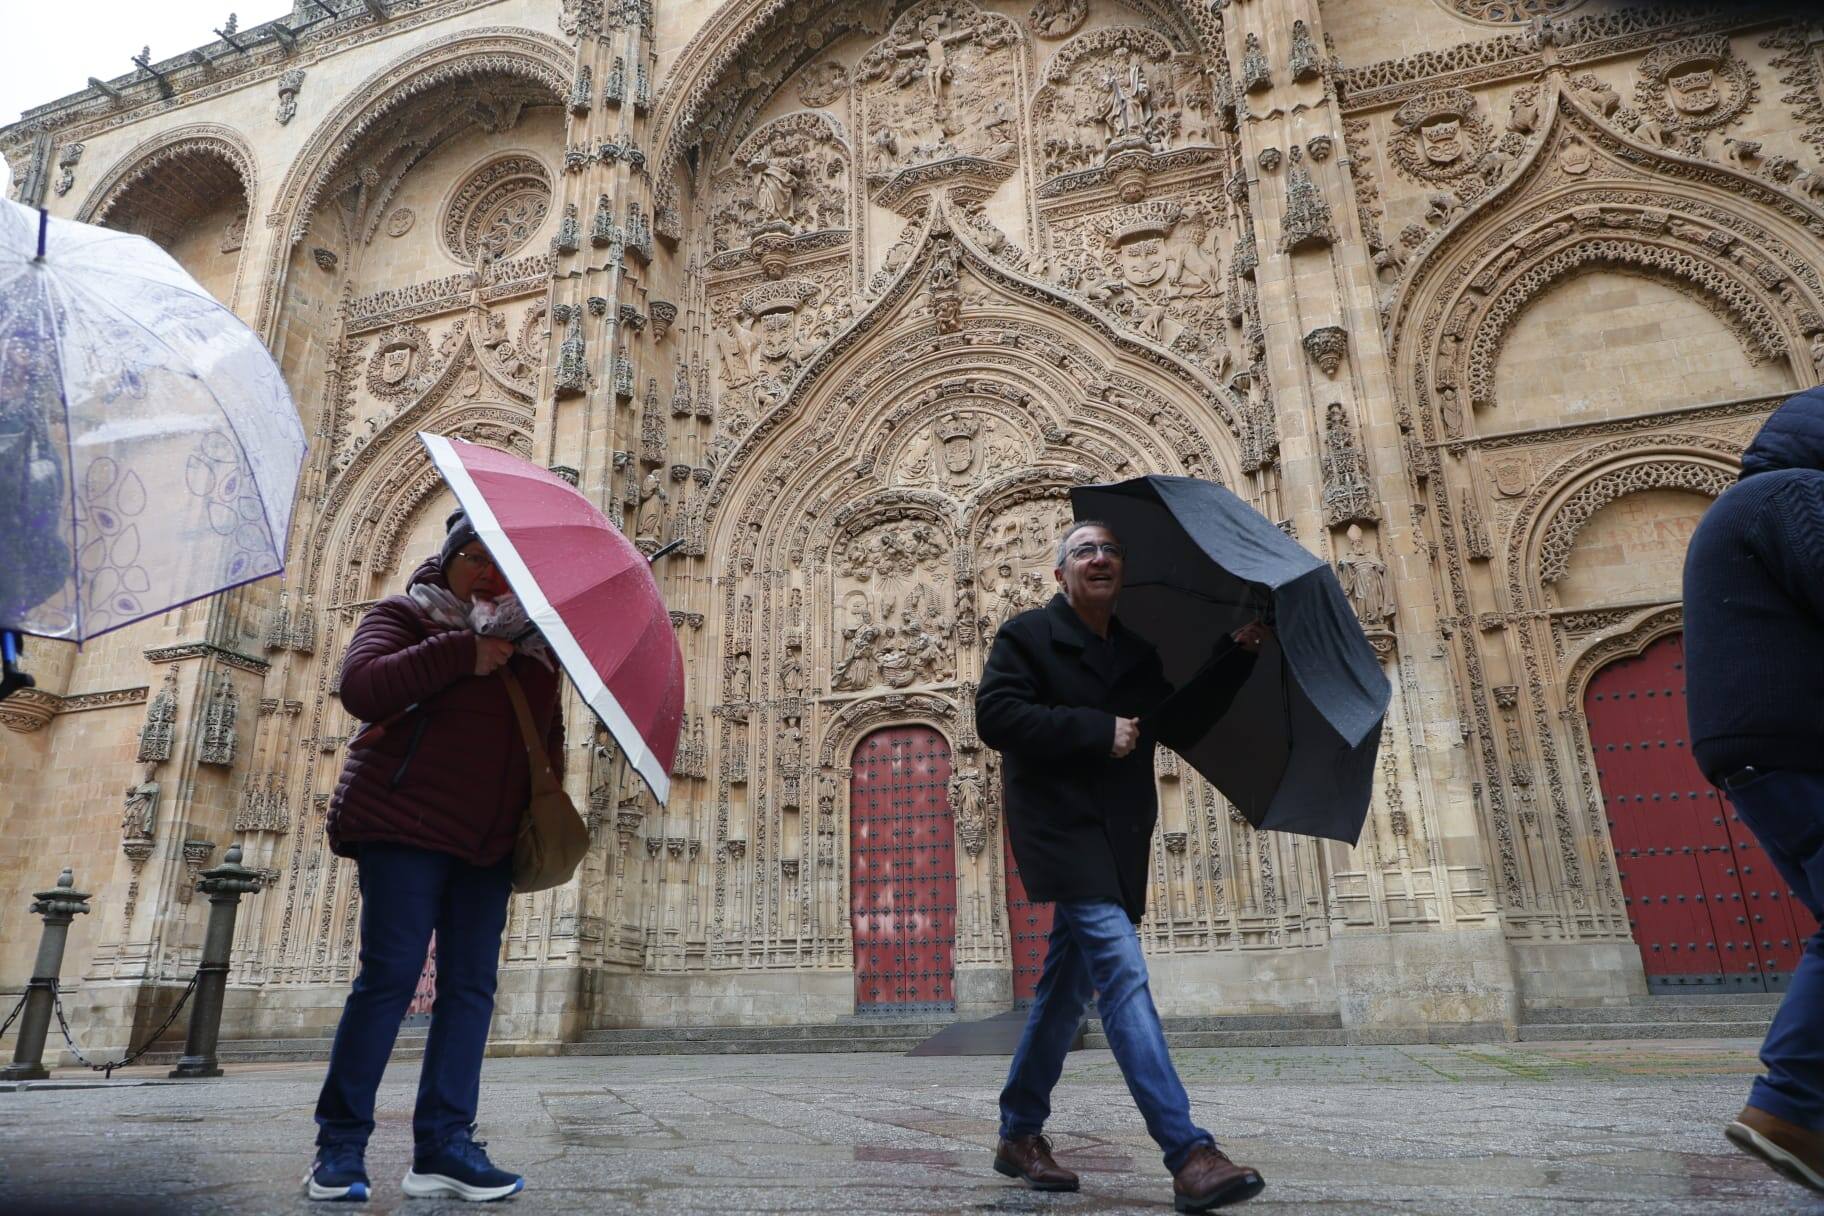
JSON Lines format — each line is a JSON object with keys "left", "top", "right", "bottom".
{"left": 307, "top": 510, "right": 563, "bottom": 1204}
{"left": 1685, "top": 385, "right": 1824, "bottom": 1192}
{"left": 977, "top": 520, "right": 1266, "bottom": 1213}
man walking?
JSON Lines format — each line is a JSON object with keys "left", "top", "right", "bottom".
{"left": 1684, "top": 385, "right": 1824, "bottom": 1192}
{"left": 976, "top": 519, "right": 1266, "bottom": 1212}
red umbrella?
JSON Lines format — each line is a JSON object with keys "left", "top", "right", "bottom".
{"left": 419, "top": 432, "right": 683, "bottom": 803}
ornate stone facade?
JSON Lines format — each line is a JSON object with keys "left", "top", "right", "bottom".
{"left": 4, "top": 0, "right": 1823, "bottom": 1052}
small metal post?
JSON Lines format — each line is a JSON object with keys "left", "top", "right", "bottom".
{"left": 1, "top": 868, "right": 91, "bottom": 1081}
{"left": 168, "top": 846, "right": 261, "bottom": 1079}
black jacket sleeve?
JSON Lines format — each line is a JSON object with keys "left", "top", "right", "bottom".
{"left": 976, "top": 622, "right": 1115, "bottom": 762}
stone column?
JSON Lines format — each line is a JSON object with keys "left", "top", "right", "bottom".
{"left": 1222, "top": 0, "right": 1517, "bottom": 1038}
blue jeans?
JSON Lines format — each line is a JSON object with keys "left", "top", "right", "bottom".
{"left": 999, "top": 898, "right": 1215, "bottom": 1172}
{"left": 314, "top": 843, "right": 512, "bottom": 1154}
{"left": 1726, "top": 768, "right": 1824, "bottom": 1131}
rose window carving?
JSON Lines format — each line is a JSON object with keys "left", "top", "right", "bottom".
{"left": 442, "top": 155, "right": 553, "bottom": 264}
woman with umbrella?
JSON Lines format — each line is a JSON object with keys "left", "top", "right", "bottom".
{"left": 308, "top": 510, "right": 560, "bottom": 1203}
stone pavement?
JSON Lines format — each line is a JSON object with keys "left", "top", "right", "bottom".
{"left": 1, "top": 1038, "right": 1819, "bottom": 1215}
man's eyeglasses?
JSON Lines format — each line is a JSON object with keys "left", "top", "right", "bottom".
{"left": 455, "top": 549, "right": 498, "bottom": 569}
{"left": 1068, "top": 542, "right": 1124, "bottom": 562}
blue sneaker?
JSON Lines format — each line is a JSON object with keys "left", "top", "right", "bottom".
{"left": 305, "top": 1144, "right": 370, "bottom": 1202}
{"left": 402, "top": 1135, "right": 524, "bottom": 1202}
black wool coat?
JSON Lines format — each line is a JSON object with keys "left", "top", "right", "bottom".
{"left": 976, "top": 594, "right": 1176, "bottom": 923}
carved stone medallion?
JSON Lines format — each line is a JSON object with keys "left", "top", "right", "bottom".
{"left": 385, "top": 207, "right": 415, "bottom": 239}
{"left": 442, "top": 155, "right": 553, "bottom": 264}
{"left": 1390, "top": 89, "right": 1492, "bottom": 187}
{"left": 365, "top": 323, "right": 433, "bottom": 400}
{"left": 1635, "top": 35, "right": 1758, "bottom": 136}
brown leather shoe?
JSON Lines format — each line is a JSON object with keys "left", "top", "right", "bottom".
{"left": 1172, "top": 1144, "right": 1265, "bottom": 1212}
{"left": 1727, "top": 1105, "right": 1824, "bottom": 1191}
{"left": 992, "top": 1134, "right": 1079, "bottom": 1192}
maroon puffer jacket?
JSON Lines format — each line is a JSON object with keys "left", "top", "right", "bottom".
{"left": 327, "top": 560, "right": 565, "bottom": 866}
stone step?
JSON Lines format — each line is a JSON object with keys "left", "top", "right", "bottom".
{"left": 1129, "top": 1013, "right": 1345, "bottom": 1033}
{"left": 124, "top": 1030, "right": 428, "bottom": 1068}
{"left": 558, "top": 1036, "right": 930, "bottom": 1057}
{"left": 574, "top": 1021, "right": 953, "bottom": 1044}
{"left": 1086, "top": 1027, "right": 1351, "bottom": 1050}
{"left": 1515, "top": 1020, "right": 1773, "bottom": 1042}
{"left": 1524, "top": 1002, "right": 1782, "bottom": 1025}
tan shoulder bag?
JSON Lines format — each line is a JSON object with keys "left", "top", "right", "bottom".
{"left": 500, "top": 669, "right": 590, "bottom": 893}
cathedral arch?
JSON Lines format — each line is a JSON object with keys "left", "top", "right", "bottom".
{"left": 1391, "top": 77, "right": 1824, "bottom": 445}
{"left": 254, "top": 28, "right": 571, "bottom": 337}
{"left": 1505, "top": 438, "right": 1738, "bottom": 613}
{"left": 76, "top": 124, "right": 258, "bottom": 236}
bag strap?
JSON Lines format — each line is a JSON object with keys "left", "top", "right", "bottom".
{"left": 500, "top": 668, "right": 559, "bottom": 795}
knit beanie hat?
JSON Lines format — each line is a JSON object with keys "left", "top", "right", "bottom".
{"left": 438, "top": 508, "right": 481, "bottom": 575}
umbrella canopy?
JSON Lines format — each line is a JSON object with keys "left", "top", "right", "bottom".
{"left": 419, "top": 432, "right": 684, "bottom": 803}
{"left": 0, "top": 201, "right": 306, "bottom": 641}
{"left": 1071, "top": 475, "right": 1391, "bottom": 844}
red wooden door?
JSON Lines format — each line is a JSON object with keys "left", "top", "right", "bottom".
{"left": 850, "top": 727, "right": 958, "bottom": 1011}
{"left": 1586, "top": 632, "right": 1815, "bottom": 992}
{"left": 1004, "top": 827, "right": 1053, "bottom": 1004}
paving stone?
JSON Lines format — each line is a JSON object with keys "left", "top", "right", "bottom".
{"left": 0, "top": 1038, "right": 1807, "bottom": 1214}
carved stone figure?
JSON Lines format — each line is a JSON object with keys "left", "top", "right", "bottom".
{"left": 950, "top": 764, "right": 988, "bottom": 855}
{"left": 122, "top": 770, "right": 161, "bottom": 841}
{"left": 636, "top": 470, "right": 667, "bottom": 539}
{"left": 276, "top": 69, "right": 306, "bottom": 125}
{"left": 1336, "top": 525, "right": 1394, "bottom": 631}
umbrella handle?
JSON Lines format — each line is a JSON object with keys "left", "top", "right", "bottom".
{"left": 2, "top": 631, "right": 18, "bottom": 666}
{"left": 34, "top": 209, "right": 48, "bottom": 261}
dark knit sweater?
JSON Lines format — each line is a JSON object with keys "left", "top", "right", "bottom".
{"left": 1683, "top": 386, "right": 1824, "bottom": 781}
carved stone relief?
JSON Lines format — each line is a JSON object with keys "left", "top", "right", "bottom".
{"left": 709, "top": 111, "right": 850, "bottom": 254}
{"left": 1634, "top": 34, "right": 1758, "bottom": 140}
{"left": 831, "top": 520, "right": 956, "bottom": 693}
{"left": 1390, "top": 89, "right": 1494, "bottom": 190}
{"left": 441, "top": 155, "right": 553, "bottom": 264}
{"left": 856, "top": 1, "right": 1022, "bottom": 197}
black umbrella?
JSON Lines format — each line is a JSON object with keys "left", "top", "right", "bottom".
{"left": 1071, "top": 475, "right": 1391, "bottom": 845}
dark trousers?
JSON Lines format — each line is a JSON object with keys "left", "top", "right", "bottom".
{"left": 999, "top": 898, "right": 1214, "bottom": 1172}
{"left": 1725, "top": 769, "right": 1824, "bottom": 1130}
{"left": 314, "top": 843, "right": 512, "bottom": 1154}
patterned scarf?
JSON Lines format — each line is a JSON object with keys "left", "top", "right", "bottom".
{"left": 409, "top": 583, "right": 555, "bottom": 671}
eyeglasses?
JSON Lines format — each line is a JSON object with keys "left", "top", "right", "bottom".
{"left": 1068, "top": 542, "right": 1124, "bottom": 561}
{"left": 455, "top": 549, "right": 498, "bottom": 568}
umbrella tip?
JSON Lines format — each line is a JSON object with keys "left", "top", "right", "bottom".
{"left": 34, "top": 208, "right": 48, "bottom": 261}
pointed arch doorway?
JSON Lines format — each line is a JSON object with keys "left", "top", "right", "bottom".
{"left": 1585, "top": 631, "right": 1816, "bottom": 992}
{"left": 849, "top": 726, "right": 958, "bottom": 1012}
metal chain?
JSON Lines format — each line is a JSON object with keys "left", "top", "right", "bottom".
{"left": 0, "top": 989, "right": 27, "bottom": 1040}
{"left": 50, "top": 971, "right": 200, "bottom": 1079}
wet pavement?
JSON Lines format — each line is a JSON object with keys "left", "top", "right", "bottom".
{"left": 1, "top": 1038, "right": 1819, "bottom": 1214}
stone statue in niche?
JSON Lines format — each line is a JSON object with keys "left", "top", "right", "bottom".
{"left": 751, "top": 148, "right": 801, "bottom": 228}
{"left": 1101, "top": 46, "right": 1164, "bottom": 156}
{"left": 122, "top": 768, "right": 161, "bottom": 841}
{"left": 709, "top": 113, "right": 848, "bottom": 251}
{"left": 950, "top": 763, "right": 988, "bottom": 855}
{"left": 636, "top": 470, "right": 667, "bottom": 540}
{"left": 1336, "top": 525, "right": 1394, "bottom": 631}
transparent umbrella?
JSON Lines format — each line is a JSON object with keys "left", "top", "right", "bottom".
{"left": 0, "top": 200, "right": 306, "bottom": 642}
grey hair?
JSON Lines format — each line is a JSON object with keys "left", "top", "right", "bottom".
{"left": 1055, "top": 519, "right": 1118, "bottom": 570}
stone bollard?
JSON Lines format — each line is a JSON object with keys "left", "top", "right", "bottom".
{"left": 1, "top": 868, "right": 91, "bottom": 1081}
{"left": 169, "top": 845, "right": 262, "bottom": 1079}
